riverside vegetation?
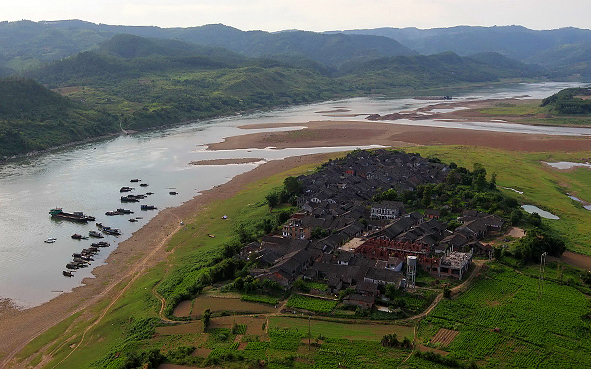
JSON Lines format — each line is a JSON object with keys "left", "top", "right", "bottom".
{"left": 14, "top": 147, "right": 591, "bottom": 369}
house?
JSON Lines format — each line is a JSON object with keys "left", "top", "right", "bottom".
{"left": 438, "top": 251, "right": 472, "bottom": 280}
{"left": 424, "top": 209, "right": 441, "bottom": 219}
{"left": 386, "top": 256, "right": 404, "bottom": 272}
{"left": 371, "top": 201, "right": 405, "bottom": 220}
{"left": 364, "top": 267, "right": 403, "bottom": 287}
{"left": 282, "top": 215, "right": 312, "bottom": 240}
{"left": 344, "top": 294, "right": 375, "bottom": 309}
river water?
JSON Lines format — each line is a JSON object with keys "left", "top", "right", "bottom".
{"left": 0, "top": 81, "right": 588, "bottom": 307}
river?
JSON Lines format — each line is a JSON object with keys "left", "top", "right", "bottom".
{"left": 0, "top": 81, "right": 587, "bottom": 307}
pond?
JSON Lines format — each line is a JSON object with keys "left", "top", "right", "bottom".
{"left": 521, "top": 205, "right": 560, "bottom": 219}
{"left": 544, "top": 161, "right": 591, "bottom": 170}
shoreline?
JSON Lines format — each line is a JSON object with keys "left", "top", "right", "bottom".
{"left": 0, "top": 152, "right": 334, "bottom": 367}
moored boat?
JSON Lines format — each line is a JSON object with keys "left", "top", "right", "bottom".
{"left": 130, "top": 179, "right": 141, "bottom": 182}
{"left": 71, "top": 234, "right": 88, "bottom": 240}
{"left": 63, "top": 270, "right": 74, "bottom": 277}
{"left": 117, "top": 208, "right": 134, "bottom": 214}
{"left": 49, "top": 208, "right": 95, "bottom": 223}
{"left": 91, "top": 241, "right": 110, "bottom": 247}
{"left": 141, "top": 205, "right": 157, "bottom": 210}
{"left": 89, "top": 230, "right": 104, "bottom": 238}
{"left": 120, "top": 186, "right": 134, "bottom": 193}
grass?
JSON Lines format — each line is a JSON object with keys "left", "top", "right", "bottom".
{"left": 478, "top": 101, "right": 546, "bottom": 116}
{"left": 476, "top": 100, "right": 591, "bottom": 126}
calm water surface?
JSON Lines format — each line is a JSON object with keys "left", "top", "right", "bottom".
{"left": 0, "top": 81, "right": 587, "bottom": 307}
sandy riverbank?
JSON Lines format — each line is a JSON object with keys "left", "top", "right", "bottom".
{"left": 0, "top": 153, "right": 333, "bottom": 368}
{"left": 208, "top": 119, "right": 591, "bottom": 152}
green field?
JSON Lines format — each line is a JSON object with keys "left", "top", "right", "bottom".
{"left": 418, "top": 262, "right": 591, "bottom": 368}
{"left": 286, "top": 294, "right": 339, "bottom": 314}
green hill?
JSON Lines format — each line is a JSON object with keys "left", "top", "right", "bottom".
{"left": 0, "top": 77, "right": 118, "bottom": 158}
{"left": 541, "top": 87, "right": 591, "bottom": 114}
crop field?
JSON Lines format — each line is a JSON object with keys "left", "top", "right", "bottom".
{"left": 419, "top": 262, "right": 591, "bottom": 367}
{"left": 269, "top": 316, "right": 414, "bottom": 341}
{"left": 430, "top": 329, "right": 459, "bottom": 347}
{"left": 190, "top": 296, "right": 277, "bottom": 316}
{"left": 286, "top": 294, "right": 338, "bottom": 313}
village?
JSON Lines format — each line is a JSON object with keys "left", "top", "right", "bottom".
{"left": 241, "top": 149, "right": 505, "bottom": 310}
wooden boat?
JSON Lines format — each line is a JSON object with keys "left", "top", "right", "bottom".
{"left": 169, "top": 191, "right": 178, "bottom": 195}
{"left": 141, "top": 205, "right": 157, "bottom": 210}
{"left": 128, "top": 218, "right": 138, "bottom": 222}
{"left": 130, "top": 179, "right": 141, "bottom": 182}
{"left": 117, "top": 208, "right": 133, "bottom": 214}
{"left": 139, "top": 183, "right": 149, "bottom": 187}
{"left": 62, "top": 270, "right": 74, "bottom": 277}
{"left": 89, "top": 230, "right": 104, "bottom": 238}
{"left": 71, "top": 234, "right": 88, "bottom": 240}
{"left": 91, "top": 241, "right": 110, "bottom": 247}
{"left": 120, "top": 186, "right": 134, "bottom": 193}
{"left": 146, "top": 192, "right": 154, "bottom": 195}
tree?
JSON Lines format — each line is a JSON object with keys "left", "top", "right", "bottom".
{"left": 510, "top": 209, "right": 522, "bottom": 225}
{"left": 443, "top": 285, "right": 451, "bottom": 299}
{"left": 266, "top": 192, "right": 279, "bottom": 209}
{"left": 283, "top": 176, "right": 302, "bottom": 196}
{"left": 202, "top": 308, "right": 211, "bottom": 330}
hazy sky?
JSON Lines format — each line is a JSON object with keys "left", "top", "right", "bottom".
{"left": 3, "top": 0, "right": 591, "bottom": 31}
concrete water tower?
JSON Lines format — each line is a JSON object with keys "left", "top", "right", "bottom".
{"left": 407, "top": 255, "right": 417, "bottom": 288}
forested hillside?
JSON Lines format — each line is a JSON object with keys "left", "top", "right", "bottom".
{"left": 0, "top": 78, "right": 118, "bottom": 158}
{"left": 337, "top": 51, "right": 543, "bottom": 92}
{"left": 541, "top": 87, "right": 591, "bottom": 114}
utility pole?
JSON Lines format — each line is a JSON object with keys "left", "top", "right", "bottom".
{"left": 538, "top": 252, "right": 547, "bottom": 300}
{"left": 308, "top": 315, "right": 311, "bottom": 350}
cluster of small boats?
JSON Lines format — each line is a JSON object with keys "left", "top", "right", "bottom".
{"left": 96, "top": 223, "right": 122, "bottom": 236}
{"left": 51, "top": 178, "right": 165, "bottom": 277}
{"left": 63, "top": 243, "right": 109, "bottom": 276}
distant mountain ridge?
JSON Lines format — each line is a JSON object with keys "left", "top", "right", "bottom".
{"left": 0, "top": 20, "right": 416, "bottom": 73}
{"left": 334, "top": 25, "right": 591, "bottom": 76}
